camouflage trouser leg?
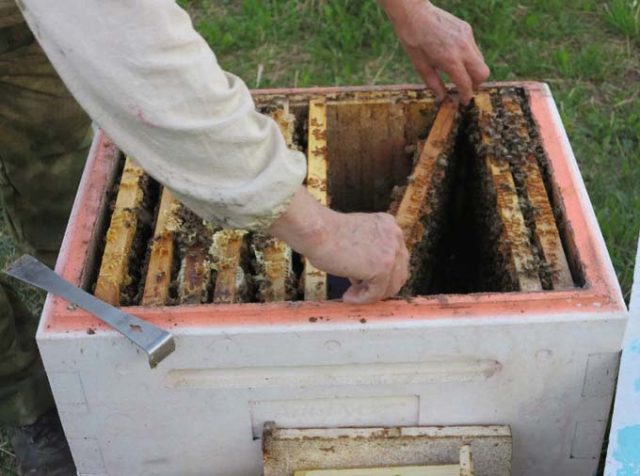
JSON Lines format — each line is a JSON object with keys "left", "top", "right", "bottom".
{"left": 0, "top": 22, "right": 91, "bottom": 426}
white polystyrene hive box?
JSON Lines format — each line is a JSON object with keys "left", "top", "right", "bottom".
{"left": 38, "top": 83, "right": 627, "bottom": 476}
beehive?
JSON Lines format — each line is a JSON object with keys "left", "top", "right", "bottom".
{"left": 89, "top": 87, "right": 576, "bottom": 307}
{"left": 39, "top": 83, "right": 627, "bottom": 476}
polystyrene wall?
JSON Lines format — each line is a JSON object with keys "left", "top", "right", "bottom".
{"left": 38, "top": 83, "right": 628, "bottom": 476}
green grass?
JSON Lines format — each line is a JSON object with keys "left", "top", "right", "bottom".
{"left": 180, "top": 0, "right": 640, "bottom": 300}
{"left": 0, "top": 427, "right": 18, "bottom": 475}
{"left": 0, "top": 224, "right": 32, "bottom": 474}
{"left": 604, "top": 0, "right": 640, "bottom": 40}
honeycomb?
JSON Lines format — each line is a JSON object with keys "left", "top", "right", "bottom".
{"left": 91, "top": 87, "right": 576, "bottom": 306}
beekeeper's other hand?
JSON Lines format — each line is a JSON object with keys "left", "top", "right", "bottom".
{"left": 380, "top": 0, "right": 490, "bottom": 105}
{"left": 269, "top": 187, "right": 409, "bottom": 304}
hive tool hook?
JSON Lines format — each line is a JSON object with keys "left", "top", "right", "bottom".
{"left": 4, "top": 255, "right": 175, "bottom": 368}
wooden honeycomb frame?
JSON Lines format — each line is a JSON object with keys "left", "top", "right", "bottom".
{"left": 53, "top": 83, "right": 616, "bottom": 324}
{"left": 93, "top": 98, "right": 332, "bottom": 306}
{"left": 93, "top": 87, "right": 578, "bottom": 306}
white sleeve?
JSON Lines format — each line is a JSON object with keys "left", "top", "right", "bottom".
{"left": 18, "top": 0, "right": 307, "bottom": 229}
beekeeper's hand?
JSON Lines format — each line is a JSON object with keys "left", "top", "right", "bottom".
{"left": 380, "top": 0, "right": 490, "bottom": 105}
{"left": 270, "top": 186, "right": 409, "bottom": 304}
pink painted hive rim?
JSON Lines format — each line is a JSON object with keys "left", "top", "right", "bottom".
{"left": 42, "top": 82, "right": 625, "bottom": 334}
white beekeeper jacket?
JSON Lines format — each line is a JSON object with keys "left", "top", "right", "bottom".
{"left": 8, "top": 0, "right": 307, "bottom": 230}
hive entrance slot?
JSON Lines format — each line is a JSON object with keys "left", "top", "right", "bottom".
{"left": 89, "top": 87, "right": 578, "bottom": 306}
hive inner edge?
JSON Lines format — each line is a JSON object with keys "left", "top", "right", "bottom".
{"left": 89, "top": 87, "right": 580, "bottom": 307}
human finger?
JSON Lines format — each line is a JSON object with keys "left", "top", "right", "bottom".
{"left": 466, "top": 31, "right": 489, "bottom": 89}
{"left": 442, "top": 61, "right": 474, "bottom": 105}
{"left": 386, "top": 218, "right": 409, "bottom": 297}
{"left": 343, "top": 274, "right": 390, "bottom": 304}
{"left": 464, "top": 56, "right": 491, "bottom": 91}
{"left": 413, "top": 59, "right": 447, "bottom": 102}
{"left": 385, "top": 245, "right": 409, "bottom": 298}
{"left": 469, "top": 31, "right": 485, "bottom": 62}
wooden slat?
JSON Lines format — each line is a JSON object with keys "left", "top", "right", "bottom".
{"left": 307, "top": 98, "right": 329, "bottom": 206}
{"left": 252, "top": 236, "right": 296, "bottom": 302}
{"left": 94, "top": 157, "right": 145, "bottom": 305}
{"left": 403, "top": 100, "right": 439, "bottom": 146}
{"left": 212, "top": 229, "right": 250, "bottom": 304}
{"left": 325, "top": 100, "right": 408, "bottom": 213}
{"left": 142, "top": 188, "right": 178, "bottom": 306}
{"left": 270, "top": 106, "right": 297, "bottom": 149}
{"left": 501, "top": 94, "right": 573, "bottom": 290}
{"left": 475, "top": 92, "right": 542, "bottom": 292}
{"left": 177, "top": 245, "right": 210, "bottom": 305}
{"left": 394, "top": 99, "right": 460, "bottom": 253}
{"left": 175, "top": 207, "right": 214, "bottom": 305}
{"left": 251, "top": 106, "right": 297, "bottom": 302}
{"left": 325, "top": 103, "right": 363, "bottom": 212}
{"left": 304, "top": 98, "right": 329, "bottom": 301}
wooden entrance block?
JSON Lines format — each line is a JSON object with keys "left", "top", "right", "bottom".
{"left": 294, "top": 465, "right": 463, "bottom": 476}
{"left": 264, "top": 425, "right": 509, "bottom": 476}
{"left": 293, "top": 444, "right": 474, "bottom": 476}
